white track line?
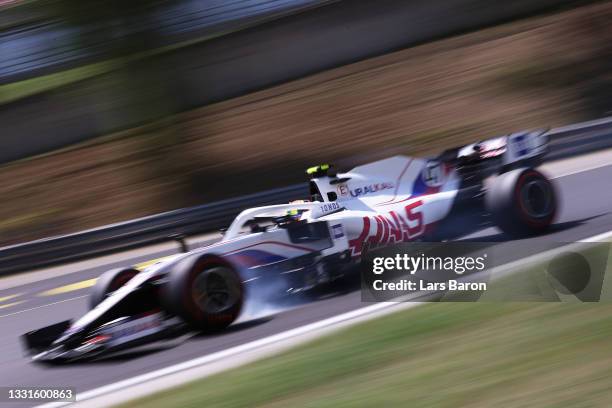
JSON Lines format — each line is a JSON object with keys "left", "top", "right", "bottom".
{"left": 37, "top": 229, "right": 612, "bottom": 408}
{"left": 551, "top": 162, "right": 612, "bottom": 179}
{"left": 0, "top": 295, "right": 88, "bottom": 319}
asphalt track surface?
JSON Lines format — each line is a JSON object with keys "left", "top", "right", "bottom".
{"left": 0, "top": 152, "right": 611, "bottom": 406}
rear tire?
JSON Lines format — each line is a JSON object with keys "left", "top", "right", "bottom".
{"left": 89, "top": 268, "right": 139, "bottom": 309}
{"left": 163, "top": 255, "right": 243, "bottom": 331}
{"left": 486, "top": 168, "right": 557, "bottom": 236}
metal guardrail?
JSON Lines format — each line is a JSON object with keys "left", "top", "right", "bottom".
{"left": 0, "top": 0, "right": 594, "bottom": 165}
{"left": 0, "top": 118, "right": 610, "bottom": 275}
{"left": 0, "top": 184, "right": 309, "bottom": 275}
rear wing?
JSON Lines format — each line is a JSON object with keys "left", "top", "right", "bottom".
{"left": 501, "top": 128, "right": 549, "bottom": 166}
{"left": 441, "top": 129, "right": 550, "bottom": 171}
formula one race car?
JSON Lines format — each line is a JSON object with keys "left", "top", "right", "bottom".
{"left": 22, "top": 129, "right": 556, "bottom": 363}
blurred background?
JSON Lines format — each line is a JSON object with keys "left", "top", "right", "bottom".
{"left": 3, "top": 2, "right": 612, "bottom": 407}
{"left": 0, "top": 0, "right": 610, "bottom": 246}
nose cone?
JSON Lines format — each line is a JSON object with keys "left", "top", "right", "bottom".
{"left": 32, "top": 337, "right": 106, "bottom": 364}
{"left": 32, "top": 345, "right": 74, "bottom": 364}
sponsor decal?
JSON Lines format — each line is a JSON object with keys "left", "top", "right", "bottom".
{"left": 337, "top": 184, "right": 349, "bottom": 196}
{"left": 510, "top": 133, "right": 530, "bottom": 157}
{"left": 319, "top": 202, "right": 341, "bottom": 213}
{"left": 311, "top": 201, "right": 343, "bottom": 220}
{"left": 338, "top": 182, "right": 394, "bottom": 198}
{"left": 349, "top": 200, "right": 424, "bottom": 256}
{"left": 332, "top": 224, "right": 344, "bottom": 239}
{"left": 422, "top": 160, "right": 445, "bottom": 187}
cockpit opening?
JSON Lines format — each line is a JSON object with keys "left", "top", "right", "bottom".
{"left": 310, "top": 180, "right": 323, "bottom": 202}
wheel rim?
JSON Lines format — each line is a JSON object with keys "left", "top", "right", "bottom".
{"left": 520, "top": 179, "right": 552, "bottom": 218}
{"left": 192, "top": 270, "right": 239, "bottom": 314}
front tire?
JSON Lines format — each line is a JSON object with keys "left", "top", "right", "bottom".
{"left": 163, "top": 255, "right": 243, "bottom": 331}
{"left": 89, "top": 268, "right": 139, "bottom": 309}
{"left": 486, "top": 168, "right": 557, "bottom": 236}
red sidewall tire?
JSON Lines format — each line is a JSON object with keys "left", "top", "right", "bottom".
{"left": 89, "top": 268, "right": 139, "bottom": 309}
{"left": 163, "top": 255, "right": 243, "bottom": 332}
{"left": 486, "top": 168, "right": 557, "bottom": 236}
{"left": 513, "top": 170, "right": 557, "bottom": 229}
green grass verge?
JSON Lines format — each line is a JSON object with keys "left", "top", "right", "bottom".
{"left": 124, "top": 301, "right": 612, "bottom": 408}
{"left": 0, "top": 12, "right": 253, "bottom": 106}
{"left": 0, "top": 60, "right": 118, "bottom": 105}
